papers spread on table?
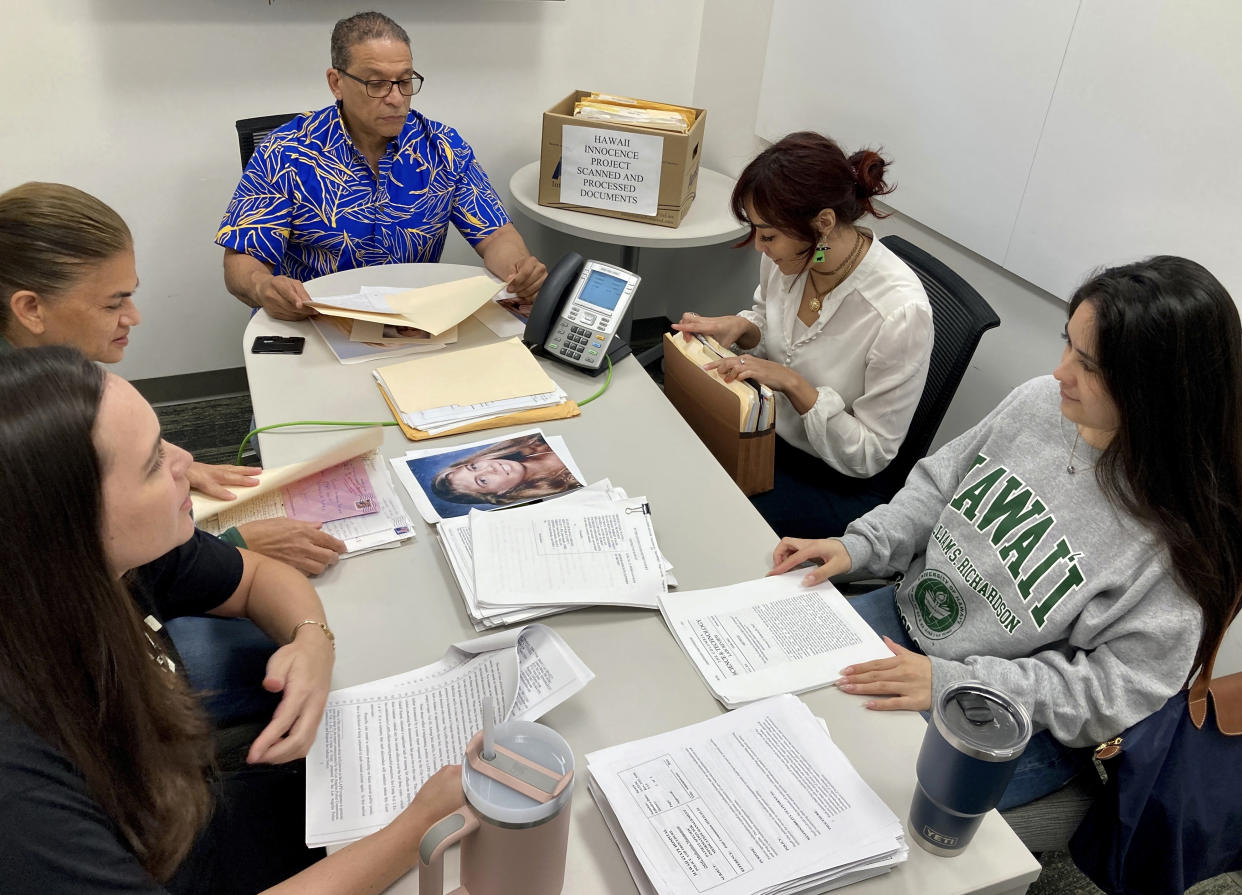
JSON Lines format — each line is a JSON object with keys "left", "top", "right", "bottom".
{"left": 308, "top": 275, "right": 501, "bottom": 336}
{"left": 659, "top": 572, "right": 892, "bottom": 709}
{"left": 197, "top": 450, "right": 414, "bottom": 559}
{"left": 586, "top": 694, "right": 907, "bottom": 895}
{"left": 311, "top": 312, "right": 456, "bottom": 364}
{"left": 438, "top": 481, "right": 674, "bottom": 630}
{"left": 374, "top": 337, "right": 571, "bottom": 434}
{"left": 305, "top": 623, "right": 593, "bottom": 847}
{"left": 665, "top": 333, "right": 773, "bottom": 432}
{"left": 388, "top": 428, "right": 586, "bottom": 524}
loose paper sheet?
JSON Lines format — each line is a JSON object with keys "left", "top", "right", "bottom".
{"left": 659, "top": 572, "right": 892, "bottom": 708}
{"left": 304, "top": 624, "right": 593, "bottom": 847}
{"left": 586, "top": 695, "right": 906, "bottom": 895}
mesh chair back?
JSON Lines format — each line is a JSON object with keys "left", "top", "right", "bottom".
{"left": 870, "top": 234, "right": 1000, "bottom": 499}
{"left": 234, "top": 113, "right": 301, "bottom": 169}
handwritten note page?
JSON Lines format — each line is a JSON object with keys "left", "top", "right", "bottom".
{"left": 280, "top": 455, "right": 378, "bottom": 523}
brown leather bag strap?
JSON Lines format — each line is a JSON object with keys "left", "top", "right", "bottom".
{"left": 1188, "top": 587, "right": 1242, "bottom": 732}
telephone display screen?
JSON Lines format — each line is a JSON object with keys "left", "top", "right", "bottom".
{"left": 577, "top": 271, "right": 627, "bottom": 311}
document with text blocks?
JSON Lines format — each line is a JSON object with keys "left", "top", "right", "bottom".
{"left": 586, "top": 695, "right": 907, "bottom": 895}
{"left": 659, "top": 572, "right": 891, "bottom": 708}
{"left": 305, "top": 623, "right": 592, "bottom": 848}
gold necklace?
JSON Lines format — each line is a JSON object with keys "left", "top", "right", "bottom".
{"left": 807, "top": 230, "right": 866, "bottom": 312}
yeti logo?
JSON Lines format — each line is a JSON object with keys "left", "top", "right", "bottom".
{"left": 911, "top": 570, "right": 966, "bottom": 640}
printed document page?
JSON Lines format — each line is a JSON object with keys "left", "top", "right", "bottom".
{"left": 659, "top": 572, "right": 891, "bottom": 708}
{"left": 586, "top": 695, "right": 906, "bottom": 895}
{"left": 471, "top": 491, "right": 667, "bottom": 608}
{"left": 305, "top": 624, "right": 592, "bottom": 847}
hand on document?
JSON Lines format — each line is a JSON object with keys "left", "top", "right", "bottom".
{"left": 236, "top": 518, "right": 346, "bottom": 576}
{"left": 187, "top": 460, "right": 261, "bottom": 499}
{"left": 670, "top": 311, "right": 755, "bottom": 349}
{"left": 769, "top": 536, "right": 853, "bottom": 586}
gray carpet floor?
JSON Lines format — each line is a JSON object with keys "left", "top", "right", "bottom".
{"left": 156, "top": 392, "right": 1241, "bottom": 894}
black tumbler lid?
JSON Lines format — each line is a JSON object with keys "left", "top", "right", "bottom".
{"left": 933, "top": 681, "right": 1032, "bottom": 761}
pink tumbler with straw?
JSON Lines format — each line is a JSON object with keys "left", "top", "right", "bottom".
{"left": 418, "top": 719, "right": 575, "bottom": 895}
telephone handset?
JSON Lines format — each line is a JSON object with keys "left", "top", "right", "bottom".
{"left": 524, "top": 252, "right": 640, "bottom": 374}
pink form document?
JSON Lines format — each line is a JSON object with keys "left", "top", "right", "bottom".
{"left": 280, "top": 456, "right": 379, "bottom": 523}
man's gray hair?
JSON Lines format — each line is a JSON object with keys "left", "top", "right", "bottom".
{"left": 330, "top": 11, "right": 410, "bottom": 70}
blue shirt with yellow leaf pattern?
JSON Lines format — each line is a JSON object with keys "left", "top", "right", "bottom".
{"left": 215, "top": 103, "right": 510, "bottom": 282}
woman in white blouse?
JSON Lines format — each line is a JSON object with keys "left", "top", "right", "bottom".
{"left": 674, "top": 132, "right": 933, "bottom": 537}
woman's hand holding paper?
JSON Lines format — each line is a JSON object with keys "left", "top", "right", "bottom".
{"left": 769, "top": 536, "right": 852, "bottom": 586}
{"left": 671, "top": 312, "right": 757, "bottom": 349}
{"left": 238, "top": 518, "right": 347, "bottom": 576}
{"left": 187, "top": 461, "right": 261, "bottom": 499}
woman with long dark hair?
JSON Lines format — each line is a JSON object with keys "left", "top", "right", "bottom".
{"left": 0, "top": 347, "right": 459, "bottom": 893}
{"left": 770, "top": 256, "right": 1242, "bottom": 807}
{"left": 674, "top": 132, "right": 933, "bottom": 538}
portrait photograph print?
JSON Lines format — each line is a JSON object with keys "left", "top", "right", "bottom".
{"left": 392, "top": 429, "right": 585, "bottom": 523}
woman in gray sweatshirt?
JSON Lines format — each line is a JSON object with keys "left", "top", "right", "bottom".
{"left": 771, "top": 255, "right": 1242, "bottom": 808}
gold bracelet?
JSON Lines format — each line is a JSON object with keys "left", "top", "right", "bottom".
{"left": 291, "top": 619, "right": 335, "bottom": 649}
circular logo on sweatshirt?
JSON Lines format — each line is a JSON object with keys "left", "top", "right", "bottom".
{"left": 911, "top": 570, "right": 966, "bottom": 641}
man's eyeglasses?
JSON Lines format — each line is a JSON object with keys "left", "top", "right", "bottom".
{"left": 337, "top": 68, "right": 424, "bottom": 98}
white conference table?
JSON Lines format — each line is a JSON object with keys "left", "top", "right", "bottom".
{"left": 243, "top": 263, "right": 1040, "bottom": 895}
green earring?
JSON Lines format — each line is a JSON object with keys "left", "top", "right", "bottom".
{"left": 813, "top": 243, "right": 827, "bottom": 264}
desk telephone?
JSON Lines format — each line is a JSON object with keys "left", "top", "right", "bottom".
{"left": 524, "top": 252, "right": 640, "bottom": 374}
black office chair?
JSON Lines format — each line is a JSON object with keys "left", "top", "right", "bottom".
{"left": 234, "top": 113, "right": 301, "bottom": 169}
{"left": 868, "top": 234, "right": 1000, "bottom": 501}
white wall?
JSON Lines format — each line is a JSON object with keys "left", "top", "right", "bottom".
{"left": 0, "top": 0, "right": 705, "bottom": 382}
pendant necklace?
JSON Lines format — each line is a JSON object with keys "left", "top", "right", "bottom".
{"left": 1066, "top": 430, "right": 1081, "bottom": 475}
{"left": 807, "top": 230, "right": 865, "bottom": 312}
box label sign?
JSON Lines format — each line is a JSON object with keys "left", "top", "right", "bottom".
{"left": 560, "top": 125, "right": 663, "bottom": 217}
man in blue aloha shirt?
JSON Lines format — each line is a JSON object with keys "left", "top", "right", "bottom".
{"left": 216, "top": 11, "right": 546, "bottom": 320}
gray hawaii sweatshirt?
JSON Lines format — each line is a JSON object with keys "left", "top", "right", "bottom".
{"left": 838, "top": 376, "right": 1202, "bottom": 747}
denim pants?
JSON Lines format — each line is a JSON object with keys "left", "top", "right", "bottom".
{"left": 849, "top": 585, "right": 1089, "bottom": 810}
{"left": 165, "top": 616, "right": 281, "bottom": 727}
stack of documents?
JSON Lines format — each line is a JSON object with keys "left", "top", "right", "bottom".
{"left": 305, "top": 623, "right": 593, "bottom": 847}
{"left": 438, "top": 482, "right": 673, "bottom": 630}
{"left": 587, "top": 695, "right": 908, "bottom": 895}
{"left": 666, "top": 333, "right": 773, "bottom": 432}
{"left": 193, "top": 428, "right": 414, "bottom": 558}
{"left": 373, "top": 338, "right": 580, "bottom": 439}
{"left": 311, "top": 313, "right": 457, "bottom": 365}
{"left": 308, "top": 275, "right": 500, "bottom": 336}
{"left": 660, "top": 572, "right": 892, "bottom": 708}
{"left": 573, "top": 92, "right": 698, "bottom": 134}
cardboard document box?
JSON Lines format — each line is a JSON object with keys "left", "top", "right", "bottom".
{"left": 661, "top": 334, "right": 774, "bottom": 496}
{"left": 538, "top": 90, "right": 706, "bottom": 228}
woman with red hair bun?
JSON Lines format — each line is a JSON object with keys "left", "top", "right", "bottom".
{"left": 675, "top": 131, "right": 933, "bottom": 538}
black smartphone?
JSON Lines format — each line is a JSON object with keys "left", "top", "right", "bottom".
{"left": 251, "top": 335, "right": 305, "bottom": 355}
